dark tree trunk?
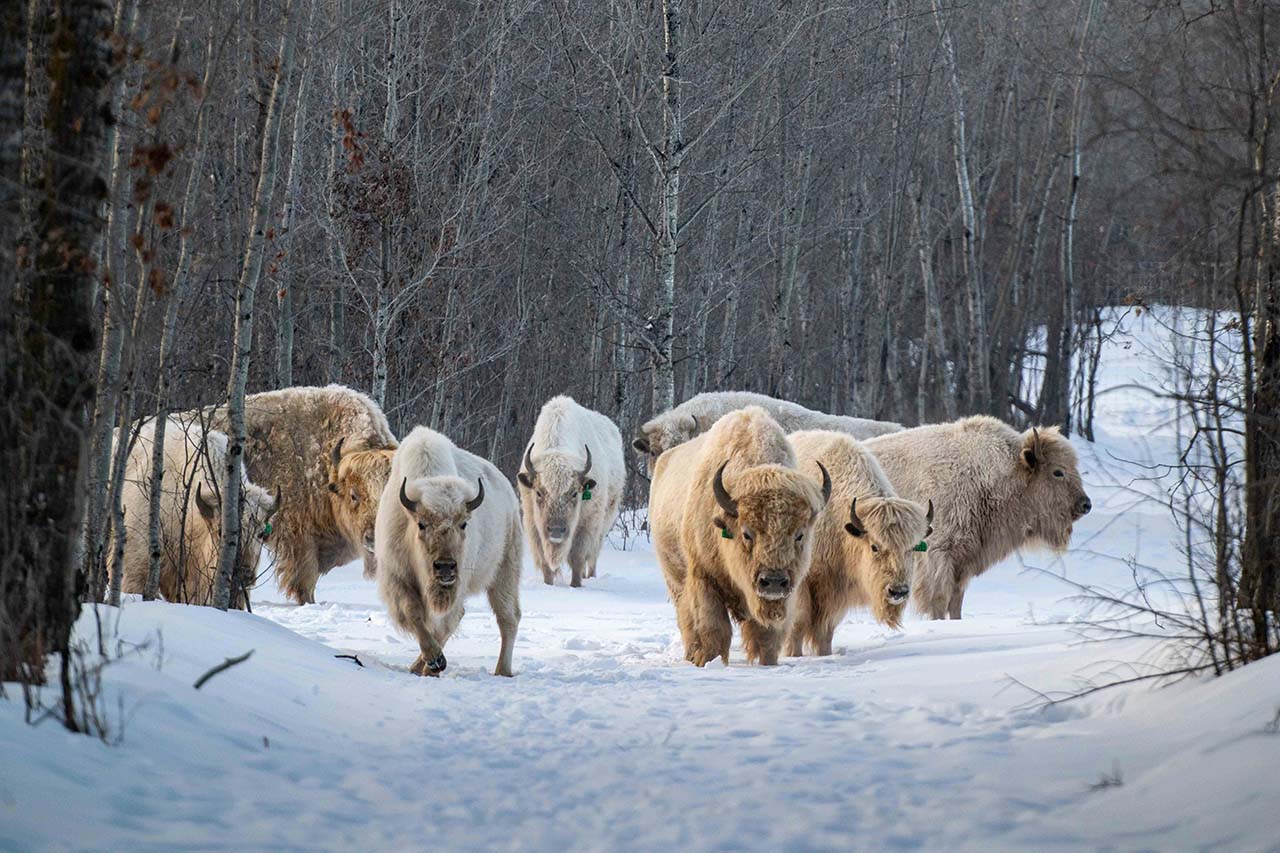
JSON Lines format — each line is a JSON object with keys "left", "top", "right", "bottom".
{"left": 0, "top": 0, "right": 113, "bottom": 702}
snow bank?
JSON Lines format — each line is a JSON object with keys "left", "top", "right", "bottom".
{"left": 3, "top": 307, "right": 1277, "bottom": 851}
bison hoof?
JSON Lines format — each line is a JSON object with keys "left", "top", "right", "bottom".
{"left": 426, "top": 652, "right": 447, "bottom": 674}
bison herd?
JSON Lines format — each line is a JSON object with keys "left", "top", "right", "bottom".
{"left": 109, "top": 386, "right": 1090, "bottom": 675}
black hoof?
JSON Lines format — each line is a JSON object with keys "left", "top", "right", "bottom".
{"left": 427, "top": 652, "right": 447, "bottom": 674}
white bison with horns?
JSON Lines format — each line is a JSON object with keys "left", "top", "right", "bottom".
{"left": 649, "top": 407, "right": 831, "bottom": 666}
{"left": 375, "top": 426, "right": 523, "bottom": 677}
{"left": 518, "top": 396, "right": 625, "bottom": 587}
{"left": 865, "top": 415, "right": 1091, "bottom": 619}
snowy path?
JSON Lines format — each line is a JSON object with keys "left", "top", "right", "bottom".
{"left": 4, "top": 308, "right": 1279, "bottom": 851}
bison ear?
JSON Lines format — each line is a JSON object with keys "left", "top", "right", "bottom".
{"left": 1021, "top": 428, "right": 1042, "bottom": 471}
{"left": 583, "top": 478, "right": 597, "bottom": 492}
{"left": 632, "top": 436, "right": 651, "bottom": 454}
{"left": 517, "top": 471, "right": 534, "bottom": 489}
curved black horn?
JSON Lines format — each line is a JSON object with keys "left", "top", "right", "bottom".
{"left": 465, "top": 477, "right": 485, "bottom": 512}
{"left": 581, "top": 444, "right": 593, "bottom": 478}
{"left": 330, "top": 437, "right": 346, "bottom": 472}
{"left": 712, "top": 461, "right": 738, "bottom": 518}
{"left": 816, "top": 461, "right": 832, "bottom": 505}
{"left": 926, "top": 499, "right": 934, "bottom": 525}
{"left": 688, "top": 414, "right": 700, "bottom": 432}
{"left": 846, "top": 497, "right": 866, "bottom": 537}
{"left": 522, "top": 442, "right": 537, "bottom": 482}
{"left": 399, "top": 478, "right": 418, "bottom": 514}
{"left": 196, "top": 482, "right": 218, "bottom": 520}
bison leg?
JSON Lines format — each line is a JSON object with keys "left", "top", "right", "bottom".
{"left": 947, "top": 583, "right": 966, "bottom": 620}
{"left": 784, "top": 630, "right": 805, "bottom": 658}
{"left": 813, "top": 623, "right": 836, "bottom": 657}
{"left": 276, "top": 540, "right": 321, "bottom": 605}
{"left": 679, "top": 570, "right": 732, "bottom": 667}
{"left": 488, "top": 553, "right": 522, "bottom": 677}
{"left": 568, "top": 527, "right": 596, "bottom": 588}
{"left": 740, "top": 620, "right": 786, "bottom": 666}
{"left": 912, "top": 554, "right": 954, "bottom": 620}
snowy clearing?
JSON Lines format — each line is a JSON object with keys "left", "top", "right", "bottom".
{"left": 3, "top": 308, "right": 1278, "bottom": 852}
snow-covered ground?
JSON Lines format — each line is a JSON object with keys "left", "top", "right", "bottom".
{"left": 4, "top": 307, "right": 1278, "bottom": 851}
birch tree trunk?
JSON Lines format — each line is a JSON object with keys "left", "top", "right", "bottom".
{"left": 213, "top": 1, "right": 294, "bottom": 611}
{"left": 274, "top": 1, "right": 315, "bottom": 387}
{"left": 652, "top": 0, "right": 682, "bottom": 413}
{"left": 80, "top": 0, "right": 140, "bottom": 599}
{"left": 932, "top": 0, "right": 990, "bottom": 412}
{"left": 146, "top": 26, "right": 217, "bottom": 600}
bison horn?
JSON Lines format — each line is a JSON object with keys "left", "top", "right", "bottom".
{"left": 712, "top": 460, "right": 738, "bottom": 518}
{"left": 195, "top": 482, "right": 218, "bottom": 521}
{"left": 688, "top": 415, "right": 699, "bottom": 433}
{"left": 465, "top": 477, "right": 485, "bottom": 512}
{"left": 265, "top": 486, "right": 282, "bottom": 522}
{"left": 846, "top": 497, "right": 866, "bottom": 537}
{"left": 399, "top": 477, "right": 418, "bottom": 514}
{"left": 816, "top": 461, "right": 832, "bottom": 505}
{"left": 926, "top": 499, "right": 934, "bottom": 525}
{"left": 580, "top": 444, "right": 593, "bottom": 479}
{"left": 328, "top": 438, "right": 346, "bottom": 492}
{"left": 522, "top": 442, "right": 537, "bottom": 482}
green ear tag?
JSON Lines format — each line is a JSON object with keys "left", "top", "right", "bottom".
{"left": 263, "top": 522, "right": 273, "bottom": 537}
{"left": 721, "top": 528, "right": 733, "bottom": 539}
{"left": 914, "top": 540, "right": 928, "bottom": 552}
{"left": 582, "top": 489, "right": 592, "bottom": 501}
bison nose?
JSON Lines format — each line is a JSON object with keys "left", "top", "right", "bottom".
{"left": 432, "top": 560, "right": 458, "bottom": 586}
{"left": 1075, "top": 496, "right": 1092, "bottom": 518}
{"left": 755, "top": 571, "right": 790, "bottom": 600}
{"left": 545, "top": 524, "right": 568, "bottom": 544}
{"left": 887, "top": 584, "right": 910, "bottom": 604}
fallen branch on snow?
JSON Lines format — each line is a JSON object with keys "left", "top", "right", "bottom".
{"left": 193, "top": 650, "right": 255, "bottom": 690}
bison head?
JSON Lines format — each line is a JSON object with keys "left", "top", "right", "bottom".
{"left": 328, "top": 438, "right": 395, "bottom": 559}
{"left": 710, "top": 459, "right": 831, "bottom": 624}
{"left": 517, "top": 443, "right": 595, "bottom": 562}
{"left": 192, "top": 479, "right": 280, "bottom": 608}
{"left": 397, "top": 475, "right": 485, "bottom": 613}
{"left": 842, "top": 495, "right": 932, "bottom": 628}
{"left": 1017, "top": 427, "right": 1090, "bottom": 552}
{"left": 633, "top": 415, "right": 700, "bottom": 476}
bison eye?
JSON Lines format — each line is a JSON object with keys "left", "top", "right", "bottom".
{"left": 351, "top": 491, "right": 360, "bottom": 502}
{"left": 870, "top": 543, "right": 880, "bottom": 553}
{"left": 417, "top": 521, "right": 426, "bottom": 531}
{"left": 741, "top": 528, "right": 754, "bottom": 542}
{"left": 795, "top": 531, "right": 804, "bottom": 542}
{"left": 1053, "top": 470, "right": 1065, "bottom": 478}
{"left": 460, "top": 522, "right": 467, "bottom": 531}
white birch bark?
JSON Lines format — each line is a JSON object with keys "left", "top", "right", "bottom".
{"left": 214, "top": 0, "right": 295, "bottom": 610}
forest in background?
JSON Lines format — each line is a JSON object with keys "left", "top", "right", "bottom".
{"left": 31, "top": 0, "right": 1261, "bottom": 470}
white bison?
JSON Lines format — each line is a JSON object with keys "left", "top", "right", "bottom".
{"left": 786, "top": 430, "right": 932, "bottom": 655}
{"left": 633, "top": 391, "right": 902, "bottom": 474}
{"left": 518, "top": 396, "right": 625, "bottom": 587}
{"left": 649, "top": 407, "right": 831, "bottom": 666}
{"left": 375, "top": 426, "right": 522, "bottom": 677}
{"left": 110, "top": 415, "right": 279, "bottom": 608}
{"left": 865, "top": 415, "right": 1091, "bottom": 619}
{"left": 206, "top": 384, "right": 396, "bottom": 604}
